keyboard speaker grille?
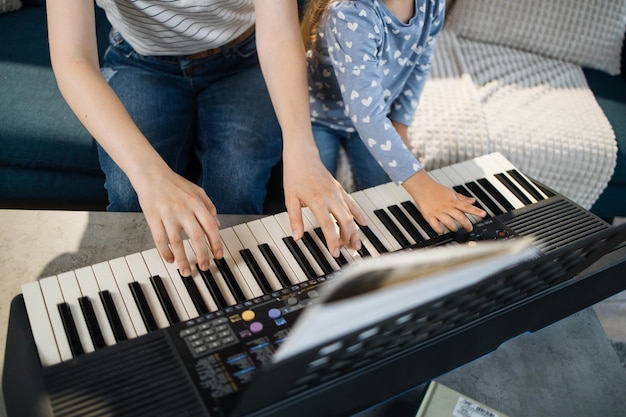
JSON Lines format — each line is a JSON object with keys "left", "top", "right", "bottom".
{"left": 43, "top": 333, "right": 208, "bottom": 417}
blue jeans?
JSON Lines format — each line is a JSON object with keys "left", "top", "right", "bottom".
{"left": 312, "top": 123, "right": 390, "bottom": 190}
{"left": 98, "top": 30, "right": 282, "bottom": 214}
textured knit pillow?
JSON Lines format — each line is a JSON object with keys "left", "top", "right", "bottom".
{"left": 0, "top": 0, "right": 21, "bottom": 13}
{"left": 446, "top": 0, "right": 626, "bottom": 75}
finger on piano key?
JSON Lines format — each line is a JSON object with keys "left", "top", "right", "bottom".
{"left": 361, "top": 187, "right": 414, "bottom": 248}
{"left": 75, "top": 266, "right": 116, "bottom": 347}
{"left": 351, "top": 190, "right": 403, "bottom": 252}
{"left": 453, "top": 158, "right": 522, "bottom": 211}
{"left": 220, "top": 227, "right": 264, "bottom": 299}
{"left": 92, "top": 260, "right": 141, "bottom": 338}
{"left": 299, "top": 210, "right": 344, "bottom": 270}
{"left": 57, "top": 271, "right": 95, "bottom": 354}
{"left": 176, "top": 240, "right": 222, "bottom": 311}
{"left": 439, "top": 165, "right": 502, "bottom": 217}
{"left": 258, "top": 216, "right": 309, "bottom": 283}
{"left": 184, "top": 240, "right": 233, "bottom": 309}
{"left": 301, "top": 207, "right": 362, "bottom": 263}
{"left": 274, "top": 212, "right": 325, "bottom": 279}
{"left": 233, "top": 223, "right": 286, "bottom": 291}
{"left": 427, "top": 171, "right": 485, "bottom": 224}
{"left": 21, "top": 281, "right": 62, "bottom": 366}
{"left": 142, "top": 248, "right": 193, "bottom": 321}
{"left": 125, "top": 253, "right": 170, "bottom": 329}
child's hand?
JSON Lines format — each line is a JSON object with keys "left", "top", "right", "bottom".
{"left": 403, "top": 170, "right": 486, "bottom": 234}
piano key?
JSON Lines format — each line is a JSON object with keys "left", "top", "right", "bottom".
{"left": 455, "top": 158, "right": 522, "bottom": 211}
{"left": 39, "top": 276, "right": 73, "bottom": 362}
{"left": 300, "top": 207, "right": 363, "bottom": 263}
{"left": 128, "top": 281, "right": 158, "bottom": 332}
{"left": 356, "top": 225, "right": 384, "bottom": 256}
{"left": 494, "top": 172, "right": 533, "bottom": 206}
{"left": 351, "top": 190, "right": 403, "bottom": 252}
{"left": 180, "top": 275, "right": 210, "bottom": 315}
{"left": 75, "top": 266, "right": 116, "bottom": 347}
{"left": 301, "top": 232, "right": 334, "bottom": 275}
{"left": 299, "top": 210, "right": 344, "bottom": 270}
{"left": 240, "top": 249, "right": 273, "bottom": 294}
{"left": 376, "top": 182, "right": 441, "bottom": 237}
{"left": 182, "top": 240, "right": 223, "bottom": 311}
{"left": 57, "top": 302, "right": 84, "bottom": 357}
{"left": 363, "top": 187, "right": 415, "bottom": 248}
{"left": 374, "top": 183, "right": 430, "bottom": 243}
{"left": 150, "top": 275, "right": 180, "bottom": 324}
{"left": 125, "top": 253, "right": 169, "bottom": 329}
{"left": 220, "top": 227, "right": 263, "bottom": 299}
{"left": 259, "top": 216, "right": 308, "bottom": 283}
{"left": 418, "top": 172, "right": 486, "bottom": 224}
{"left": 21, "top": 281, "right": 62, "bottom": 366}
{"left": 142, "top": 248, "right": 194, "bottom": 321}
{"left": 57, "top": 271, "right": 95, "bottom": 354}
{"left": 94, "top": 259, "right": 142, "bottom": 337}
{"left": 214, "top": 258, "right": 247, "bottom": 303}
{"left": 481, "top": 153, "right": 548, "bottom": 203}
{"left": 274, "top": 212, "right": 325, "bottom": 278}
{"left": 233, "top": 222, "right": 287, "bottom": 291}
{"left": 78, "top": 296, "right": 106, "bottom": 349}
{"left": 99, "top": 290, "right": 128, "bottom": 342}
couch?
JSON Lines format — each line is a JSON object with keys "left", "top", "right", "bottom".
{"left": 1, "top": 0, "right": 625, "bottom": 221}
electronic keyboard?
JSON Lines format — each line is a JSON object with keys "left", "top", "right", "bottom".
{"left": 4, "top": 152, "right": 626, "bottom": 417}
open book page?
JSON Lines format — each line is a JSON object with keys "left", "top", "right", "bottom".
{"left": 273, "top": 239, "right": 538, "bottom": 362}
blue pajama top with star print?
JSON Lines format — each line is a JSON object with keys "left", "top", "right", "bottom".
{"left": 307, "top": 0, "right": 445, "bottom": 184}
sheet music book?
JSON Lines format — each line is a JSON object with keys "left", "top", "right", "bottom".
{"left": 273, "top": 239, "right": 539, "bottom": 362}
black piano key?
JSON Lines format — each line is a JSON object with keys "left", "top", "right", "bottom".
{"left": 373, "top": 209, "right": 411, "bottom": 248}
{"left": 215, "top": 258, "right": 246, "bottom": 303}
{"left": 180, "top": 274, "right": 210, "bottom": 315}
{"left": 495, "top": 173, "right": 532, "bottom": 206}
{"left": 400, "top": 201, "right": 438, "bottom": 239}
{"left": 240, "top": 249, "right": 273, "bottom": 293}
{"left": 301, "top": 231, "right": 334, "bottom": 275}
{"left": 99, "top": 290, "right": 128, "bottom": 342}
{"left": 387, "top": 205, "right": 426, "bottom": 243}
{"left": 57, "top": 302, "right": 84, "bottom": 357}
{"left": 150, "top": 275, "right": 180, "bottom": 325}
{"left": 128, "top": 281, "right": 158, "bottom": 332}
{"left": 78, "top": 296, "right": 106, "bottom": 349}
{"left": 258, "top": 243, "right": 293, "bottom": 288}
{"left": 313, "top": 227, "right": 349, "bottom": 266}
{"left": 507, "top": 169, "right": 548, "bottom": 201}
{"left": 477, "top": 178, "right": 515, "bottom": 212}
{"left": 358, "top": 224, "right": 388, "bottom": 254}
{"left": 282, "top": 236, "right": 318, "bottom": 279}
{"left": 197, "top": 266, "right": 228, "bottom": 310}
{"left": 453, "top": 185, "right": 490, "bottom": 218}
{"left": 465, "top": 181, "right": 504, "bottom": 216}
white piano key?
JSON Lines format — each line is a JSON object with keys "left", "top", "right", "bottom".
{"left": 75, "top": 266, "right": 116, "bottom": 347}
{"left": 142, "top": 248, "right": 192, "bottom": 321}
{"left": 233, "top": 223, "right": 285, "bottom": 291}
{"left": 125, "top": 253, "right": 170, "bottom": 329}
{"left": 155, "top": 246, "right": 201, "bottom": 318}
{"left": 21, "top": 281, "right": 62, "bottom": 366}
{"left": 57, "top": 271, "right": 95, "bottom": 354}
{"left": 258, "top": 216, "right": 308, "bottom": 283}
{"left": 482, "top": 153, "right": 548, "bottom": 202}
{"left": 351, "top": 190, "right": 403, "bottom": 252}
{"left": 107, "top": 257, "right": 148, "bottom": 336}
{"left": 39, "top": 276, "right": 73, "bottom": 362}
{"left": 182, "top": 240, "right": 220, "bottom": 312}
{"left": 274, "top": 211, "right": 325, "bottom": 278}
{"left": 92, "top": 261, "right": 138, "bottom": 339}
{"left": 220, "top": 227, "right": 263, "bottom": 299}
{"left": 186, "top": 240, "right": 237, "bottom": 307}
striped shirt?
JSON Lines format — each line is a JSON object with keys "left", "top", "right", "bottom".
{"left": 95, "top": 0, "right": 255, "bottom": 56}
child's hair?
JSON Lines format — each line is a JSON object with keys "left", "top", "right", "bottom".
{"left": 301, "top": 0, "right": 356, "bottom": 51}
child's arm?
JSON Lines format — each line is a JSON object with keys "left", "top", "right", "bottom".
{"left": 46, "top": 0, "right": 223, "bottom": 276}
{"left": 254, "top": 0, "right": 366, "bottom": 257}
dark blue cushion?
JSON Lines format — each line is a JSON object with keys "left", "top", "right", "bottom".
{"left": 585, "top": 68, "right": 626, "bottom": 218}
